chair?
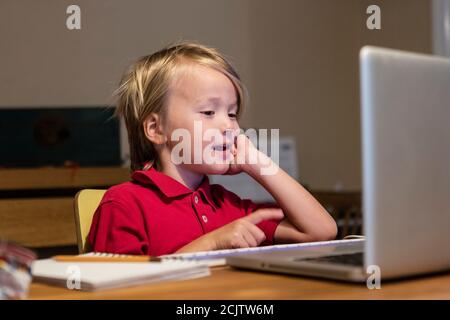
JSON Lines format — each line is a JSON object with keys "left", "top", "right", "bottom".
{"left": 74, "top": 189, "right": 106, "bottom": 253}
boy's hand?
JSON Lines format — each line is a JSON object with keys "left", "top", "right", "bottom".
{"left": 206, "top": 208, "right": 284, "bottom": 250}
{"left": 226, "top": 134, "right": 264, "bottom": 175}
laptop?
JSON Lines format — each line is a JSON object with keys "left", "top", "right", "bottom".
{"left": 227, "top": 46, "right": 450, "bottom": 282}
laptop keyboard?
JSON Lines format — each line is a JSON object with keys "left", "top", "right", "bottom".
{"left": 298, "top": 252, "right": 364, "bottom": 266}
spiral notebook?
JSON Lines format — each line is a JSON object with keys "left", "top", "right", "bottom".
{"left": 31, "top": 258, "right": 210, "bottom": 291}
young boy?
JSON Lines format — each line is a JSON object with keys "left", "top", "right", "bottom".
{"left": 88, "top": 41, "right": 337, "bottom": 256}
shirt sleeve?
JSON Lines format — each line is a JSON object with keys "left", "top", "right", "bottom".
{"left": 241, "top": 200, "right": 283, "bottom": 246}
{"left": 87, "top": 200, "right": 150, "bottom": 255}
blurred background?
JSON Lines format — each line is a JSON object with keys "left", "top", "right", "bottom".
{"left": 0, "top": 0, "right": 446, "bottom": 256}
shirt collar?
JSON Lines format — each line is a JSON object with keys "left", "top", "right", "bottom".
{"left": 131, "top": 167, "right": 218, "bottom": 210}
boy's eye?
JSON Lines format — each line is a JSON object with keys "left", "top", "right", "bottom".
{"left": 200, "top": 111, "right": 215, "bottom": 116}
{"left": 228, "top": 113, "right": 237, "bottom": 118}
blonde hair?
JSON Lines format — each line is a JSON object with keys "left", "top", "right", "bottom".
{"left": 115, "top": 41, "right": 248, "bottom": 172}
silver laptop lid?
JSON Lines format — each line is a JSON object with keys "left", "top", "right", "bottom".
{"left": 360, "top": 46, "right": 450, "bottom": 279}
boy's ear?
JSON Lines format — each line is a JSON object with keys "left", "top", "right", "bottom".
{"left": 143, "top": 113, "right": 167, "bottom": 145}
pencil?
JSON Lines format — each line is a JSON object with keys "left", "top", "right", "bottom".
{"left": 52, "top": 254, "right": 162, "bottom": 263}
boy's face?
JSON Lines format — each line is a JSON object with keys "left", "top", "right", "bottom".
{"left": 163, "top": 63, "right": 240, "bottom": 175}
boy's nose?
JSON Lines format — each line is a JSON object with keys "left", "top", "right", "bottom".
{"left": 220, "top": 120, "right": 238, "bottom": 136}
{"left": 219, "top": 117, "right": 235, "bottom": 134}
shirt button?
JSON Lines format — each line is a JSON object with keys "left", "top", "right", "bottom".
{"left": 202, "top": 215, "right": 208, "bottom": 223}
{"left": 194, "top": 195, "right": 199, "bottom": 204}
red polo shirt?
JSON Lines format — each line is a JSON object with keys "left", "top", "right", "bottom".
{"left": 87, "top": 168, "right": 282, "bottom": 256}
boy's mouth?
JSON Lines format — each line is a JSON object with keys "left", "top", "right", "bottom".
{"left": 212, "top": 143, "right": 232, "bottom": 152}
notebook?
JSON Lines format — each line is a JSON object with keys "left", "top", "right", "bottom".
{"left": 158, "top": 238, "right": 366, "bottom": 266}
{"left": 31, "top": 259, "right": 210, "bottom": 291}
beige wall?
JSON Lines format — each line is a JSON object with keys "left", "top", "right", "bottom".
{"left": 0, "top": 0, "right": 254, "bottom": 106}
{"left": 0, "top": 0, "right": 432, "bottom": 190}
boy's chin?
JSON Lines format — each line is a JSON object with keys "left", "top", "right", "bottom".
{"left": 187, "top": 163, "right": 231, "bottom": 175}
{"left": 204, "top": 163, "right": 232, "bottom": 175}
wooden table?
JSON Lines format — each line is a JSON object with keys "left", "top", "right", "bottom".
{"left": 28, "top": 266, "right": 450, "bottom": 300}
